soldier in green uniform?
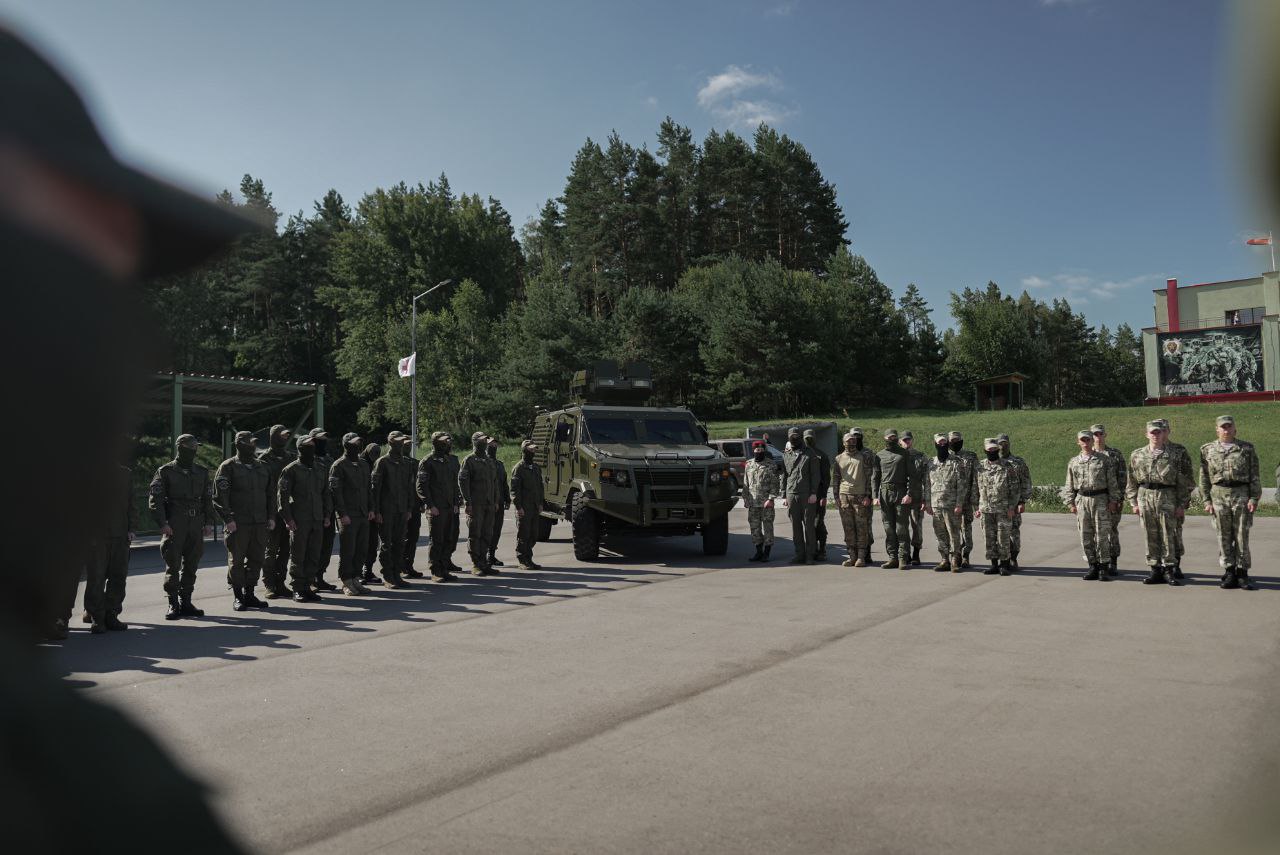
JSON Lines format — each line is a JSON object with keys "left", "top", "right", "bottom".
{"left": 150, "top": 434, "right": 214, "bottom": 620}
{"left": 1126, "top": 420, "right": 1194, "bottom": 586}
{"left": 306, "top": 428, "right": 339, "bottom": 592}
{"left": 257, "top": 424, "right": 295, "bottom": 597}
{"left": 418, "top": 431, "right": 462, "bottom": 581}
{"left": 401, "top": 437, "right": 426, "bottom": 579}
{"left": 975, "top": 437, "right": 1019, "bottom": 575}
{"left": 804, "top": 429, "right": 832, "bottom": 561}
{"left": 1155, "top": 417, "right": 1194, "bottom": 579}
{"left": 330, "top": 432, "right": 374, "bottom": 596}
{"left": 460, "top": 431, "right": 500, "bottom": 575}
{"left": 742, "top": 440, "right": 781, "bottom": 562}
{"left": 213, "top": 430, "right": 273, "bottom": 611}
{"left": 900, "top": 431, "right": 929, "bottom": 565}
{"left": 783, "top": 427, "right": 821, "bottom": 564}
{"left": 83, "top": 461, "right": 138, "bottom": 632}
{"left": 874, "top": 427, "right": 922, "bottom": 568}
{"left": 1064, "top": 429, "right": 1122, "bottom": 580}
{"left": 924, "top": 432, "right": 973, "bottom": 573}
{"left": 278, "top": 431, "right": 333, "bottom": 601}
{"left": 948, "top": 431, "right": 979, "bottom": 566}
{"left": 1091, "top": 424, "right": 1126, "bottom": 577}
{"left": 833, "top": 429, "right": 875, "bottom": 567}
{"left": 997, "top": 433, "right": 1032, "bottom": 570}
{"left": 1199, "top": 415, "right": 1262, "bottom": 590}
{"left": 372, "top": 431, "right": 414, "bottom": 588}
{"left": 510, "top": 439, "right": 545, "bottom": 570}
{"left": 487, "top": 436, "right": 510, "bottom": 567}
{"left": 360, "top": 441, "right": 383, "bottom": 585}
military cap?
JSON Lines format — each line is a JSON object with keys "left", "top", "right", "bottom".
{"left": 233, "top": 430, "right": 254, "bottom": 444}
{"left": 1216, "top": 414, "right": 1235, "bottom": 427}
{"left": 787, "top": 427, "right": 801, "bottom": 436}
{"left": 308, "top": 427, "right": 326, "bottom": 438}
{"left": 521, "top": 439, "right": 539, "bottom": 451}
{"left": 1077, "top": 429, "right": 1092, "bottom": 441}
{"left": 933, "top": 432, "right": 948, "bottom": 443}
{"left": 849, "top": 426, "right": 864, "bottom": 436}
{"left": 901, "top": 430, "right": 914, "bottom": 440}
{"left": 296, "top": 432, "right": 316, "bottom": 446}
{"left": 842, "top": 430, "right": 859, "bottom": 441}
{"left": 430, "top": 430, "right": 449, "bottom": 442}
{"left": 387, "top": 430, "right": 406, "bottom": 441}
{"left": 176, "top": 433, "right": 198, "bottom": 448}
{"left": 983, "top": 437, "right": 1000, "bottom": 450}
{"left": 996, "top": 433, "right": 1010, "bottom": 443}
{"left": 342, "top": 431, "right": 361, "bottom": 445}
{"left": 883, "top": 427, "right": 898, "bottom": 439}
{"left": 948, "top": 430, "right": 962, "bottom": 440}
{"left": 802, "top": 428, "right": 815, "bottom": 438}
{"left": 487, "top": 436, "right": 499, "bottom": 445}
{"left": 1144, "top": 420, "right": 1163, "bottom": 432}
{"left": 753, "top": 440, "right": 766, "bottom": 449}
{"left": 471, "top": 430, "right": 487, "bottom": 443}
{"left": 1089, "top": 424, "right": 1106, "bottom": 434}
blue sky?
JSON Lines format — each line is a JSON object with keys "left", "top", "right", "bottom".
{"left": 4, "top": 0, "right": 1265, "bottom": 332}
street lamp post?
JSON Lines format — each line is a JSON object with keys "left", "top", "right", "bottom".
{"left": 410, "top": 279, "right": 454, "bottom": 454}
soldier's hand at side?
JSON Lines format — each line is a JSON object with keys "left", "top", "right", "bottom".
{"left": 323, "top": 517, "right": 332, "bottom": 528}
{"left": 872, "top": 498, "right": 880, "bottom": 507}
{"left": 764, "top": 499, "right": 774, "bottom": 509}
{"left": 203, "top": 525, "right": 214, "bottom": 538}
{"left": 807, "top": 494, "right": 817, "bottom": 505}
{"left": 340, "top": 515, "right": 351, "bottom": 526}
{"left": 1131, "top": 505, "right": 1139, "bottom": 516}
{"left": 286, "top": 519, "right": 297, "bottom": 532}
{"left": 516, "top": 508, "right": 524, "bottom": 519}
{"left": 953, "top": 506, "right": 962, "bottom": 515}
{"left": 1174, "top": 506, "right": 1184, "bottom": 520}
{"left": 428, "top": 507, "right": 439, "bottom": 517}
{"left": 923, "top": 505, "right": 933, "bottom": 517}
{"left": 863, "top": 497, "right": 872, "bottom": 508}
{"left": 465, "top": 503, "right": 473, "bottom": 516}
{"left": 224, "top": 521, "right": 237, "bottom": 536}
{"left": 1248, "top": 500, "right": 1257, "bottom": 513}
{"left": 1107, "top": 502, "right": 1118, "bottom": 514}
{"left": 268, "top": 519, "right": 276, "bottom": 531}
{"left": 974, "top": 510, "right": 982, "bottom": 518}
{"left": 161, "top": 524, "right": 174, "bottom": 537}
{"left": 367, "top": 511, "right": 376, "bottom": 521}
{"left": 1016, "top": 503, "right": 1024, "bottom": 514}
{"left": 1069, "top": 505, "right": 1077, "bottom": 515}
{"left": 900, "top": 495, "right": 912, "bottom": 506}
{"left": 819, "top": 497, "right": 827, "bottom": 507}
{"left": 1006, "top": 508, "right": 1015, "bottom": 519}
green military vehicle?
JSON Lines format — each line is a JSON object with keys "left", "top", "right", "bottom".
{"left": 530, "top": 361, "right": 737, "bottom": 561}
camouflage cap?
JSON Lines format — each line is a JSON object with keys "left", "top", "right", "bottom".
{"left": 996, "top": 433, "right": 1010, "bottom": 443}
{"left": 430, "top": 430, "right": 449, "bottom": 442}
{"left": 802, "top": 428, "right": 815, "bottom": 438}
{"left": 849, "top": 426, "right": 864, "bottom": 436}
{"left": 471, "top": 430, "right": 487, "bottom": 443}
{"left": 948, "top": 430, "right": 962, "bottom": 440}
{"left": 296, "top": 432, "right": 316, "bottom": 446}
{"left": 1089, "top": 424, "right": 1106, "bottom": 434}
{"left": 883, "top": 427, "right": 898, "bottom": 439}
{"left": 933, "top": 432, "right": 948, "bottom": 443}
{"left": 901, "top": 430, "right": 914, "bottom": 440}
{"left": 387, "top": 430, "right": 406, "bottom": 441}
{"left": 842, "top": 430, "right": 859, "bottom": 441}
{"left": 520, "top": 439, "right": 539, "bottom": 451}
{"left": 983, "top": 437, "right": 1000, "bottom": 450}
{"left": 342, "top": 431, "right": 361, "bottom": 445}
{"left": 1145, "top": 420, "right": 1163, "bottom": 432}
{"left": 1216, "top": 414, "right": 1235, "bottom": 427}
{"left": 176, "top": 433, "right": 198, "bottom": 448}
{"left": 233, "top": 430, "right": 254, "bottom": 444}
{"left": 308, "top": 427, "right": 326, "bottom": 438}
{"left": 787, "top": 427, "right": 802, "bottom": 436}
{"left": 1077, "top": 429, "right": 1092, "bottom": 441}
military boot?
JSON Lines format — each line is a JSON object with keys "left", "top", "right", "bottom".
{"left": 489, "top": 552, "right": 505, "bottom": 567}
{"left": 313, "top": 575, "right": 338, "bottom": 592}
{"left": 81, "top": 610, "right": 93, "bottom": 625}
{"left": 231, "top": 586, "right": 247, "bottom": 612}
{"left": 881, "top": 557, "right": 899, "bottom": 569}
{"left": 403, "top": 567, "right": 425, "bottom": 579}
{"left": 242, "top": 588, "right": 268, "bottom": 609}
{"left": 1142, "top": 565, "right": 1167, "bottom": 585}
{"left": 90, "top": 617, "right": 106, "bottom": 635}
{"left": 998, "top": 560, "right": 1013, "bottom": 576}
{"left": 815, "top": 537, "right": 826, "bottom": 560}
{"left": 1237, "top": 569, "right": 1257, "bottom": 590}
{"left": 178, "top": 597, "right": 205, "bottom": 617}
{"left": 749, "top": 544, "right": 764, "bottom": 562}
{"left": 47, "top": 618, "right": 69, "bottom": 640}
{"left": 1220, "top": 567, "right": 1240, "bottom": 589}
{"left": 165, "top": 595, "right": 181, "bottom": 620}
{"left": 982, "top": 564, "right": 1000, "bottom": 575}
{"left": 104, "top": 614, "right": 128, "bottom": 631}
{"left": 1107, "top": 559, "right": 1118, "bottom": 577}
{"left": 361, "top": 567, "right": 382, "bottom": 585}
{"left": 862, "top": 548, "right": 872, "bottom": 565}
{"left": 1171, "top": 564, "right": 1185, "bottom": 580}
{"left": 911, "top": 547, "right": 921, "bottom": 565}
{"left": 1166, "top": 567, "right": 1182, "bottom": 586}
{"left": 762, "top": 544, "right": 772, "bottom": 562}
{"left": 1083, "top": 563, "right": 1101, "bottom": 581}
{"left": 1010, "top": 550, "right": 1019, "bottom": 571}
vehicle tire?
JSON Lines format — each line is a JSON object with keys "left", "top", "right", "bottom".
{"left": 571, "top": 492, "right": 600, "bottom": 561}
{"left": 702, "top": 514, "right": 729, "bottom": 556}
{"left": 536, "top": 515, "right": 555, "bottom": 543}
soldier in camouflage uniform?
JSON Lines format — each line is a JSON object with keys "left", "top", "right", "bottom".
{"left": 278, "top": 431, "right": 333, "bottom": 602}
{"left": 1155, "top": 417, "right": 1194, "bottom": 579}
{"left": 975, "top": 437, "right": 1019, "bottom": 575}
{"left": 900, "top": 430, "right": 929, "bottom": 565}
{"left": 1199, "top": 414, "right": 1262, "bottom": 590}
{"left": 372, "top": 430, "right": 415, "bottom": 588}
{"left": 832, "top": 428, "right": 875, "bottom": 567}
{"left": 873, "top": 427, "right": 921, "bottom": 568}
{"left": 741, "top": 440, "right": 781, "bottom": 562}
{"left": 329, "top": 432, "right": 374, "bottom": 596}
{"left": 1126, "top": 420, "right": 1194, "bottom": 586}
{"left": 924, "top": 432, "right": 973, "bottom": 573}
{"left": 418, "top": 431, "right": 463, "bottom": 581}
{"left": 997, "top": 433, "right": 1032, "bottom": 570}
{"left": 948, "top": 431, "right": 979, "bottom": 566}
{"left": 258, "top": 424, "right": 296, "bottom": 597}
{"left": 1090, "top": 424, "right": 1126, "bottom": 577}
{"left": 150, "top": 434, "right": 214, "bottom": 620}
{"left": 510, "top": 439, "right": 545, "bottom": 570}
{"left": 1063, "top": 429, "right": 1122, "bottom": 580}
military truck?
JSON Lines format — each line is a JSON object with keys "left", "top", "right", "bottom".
{"left": 530, "top": 361, "right": 737, "bottom": 561}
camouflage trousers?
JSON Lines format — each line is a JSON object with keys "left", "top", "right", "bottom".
{"left": 1210, "top": 486, "right": 1254, "bottom": 570}
{"left": 1011, "top": 512, "right": 1023, "bottom": 554}
{"left": 1074, "top": 495, "right": 1112, "bottom": 564}
{"left": 1136, "top": 487, "right": 1177, "bottom": 566}
{"left": 747, "top": 505, "right": 775, "bottom": 545}
{"left": 1108, "top": 508, "right": 1122, "bottom": 560}
{"left": 962, "top": 509, "right": 975, "bottom": 559}
{"left": 982, "top": 510, "right": 1013, "bottom": 561}
{"left": 836, "top": 496, "right": 871, "bottom": 558}
{"left": 931, "top": 508, "right": 964, "bottom": 560}
{"left": 1174, "top": 514, "right": 1185, "bottom": 563}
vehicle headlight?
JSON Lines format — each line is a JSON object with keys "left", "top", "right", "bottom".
{"left": 614, "top": 470, "right": 630, "bottom": 487}
{"left": 709, "top": 471, "right": 721, "bottom": 484}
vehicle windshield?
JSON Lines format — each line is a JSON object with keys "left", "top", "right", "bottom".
{"left": 584, "top": 415, "right": 702, "bottom": 444}
{"left": 643, "top": 418, "right": 701, "bottom": 443}
{"left": 584, "top": 417, "right": 639, "bottom": 443}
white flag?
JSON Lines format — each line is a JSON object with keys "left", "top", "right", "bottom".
{"left": 398, "top": 352, "right": 416, "bottom": 378}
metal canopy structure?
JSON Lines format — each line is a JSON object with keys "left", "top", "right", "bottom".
{"left": 140, "top": 372, "right": 324, "bottom": 455}
{"left": 973, "top": 372, "right": 1029, "bottom": 411}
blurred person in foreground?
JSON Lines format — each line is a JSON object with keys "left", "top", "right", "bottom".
{"left": 0, "top": 25, "right": 260, "bottom": 852}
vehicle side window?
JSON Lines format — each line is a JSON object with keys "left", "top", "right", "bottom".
{"left": 723, "top": 442, "right": 744, "bottom": 457}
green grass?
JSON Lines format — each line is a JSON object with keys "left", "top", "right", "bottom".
{"left": 709, "top": 402, "right": 1280, "bottom": 510}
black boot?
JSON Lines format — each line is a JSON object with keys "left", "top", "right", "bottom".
{"left": 749, "top": 544, "right": 763, "bottom": 562}
{"left": 1171, "top": 563, "right": 1184, "bottom": 580}
{"left": 762, "top": 544, "right": 772, "bottom": 562}
{"left": 1142, "top": 565, "right": 1166, "bottom": 585}
{"left": 911, "top": 547, "right": 921, "bottom": 564}
{"left": 1220, "top": 566, "right": 1240, "bottom": 589}
{"left": 1083, "top": 563, "right": 1101, "bottom": 581}
{"left": 489, "top": 552, "right": 505, "bottom": 567}
{"left": 242, "top": 587, "right": 269, "bottom": 609}
{"left": 165, "top": 594, "right": 181, "bottom": 620}
{"left": 1010, "top": 550, "right": 1019, "bottom": 571}
{"left": 1166, "top": 567, "right": 1182, "bottom": 586}
{"left": 314, "top": 575, "right": 338, "bottom": 592}
{"left": 1108, "top": 558, "right": 1118, "bottom": 577}
{"left": 232, "top": 586, "right": 247, "bottom": 612}
{"left": 998, "top": 560, "right": 1012, "bottom": 576}
{"left": 1237, "top": 568, "right": 1256, "bottom": 590}
{"left": 179, "top": 596, "right": 205, "bottom": 617}
{"left": 982, "top": 564, "right": 1000, "bottom": 575}
{"left": 814, "top": 538, "right": 826, "bottom": 561}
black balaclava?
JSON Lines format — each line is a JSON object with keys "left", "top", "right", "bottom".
{"left": 885, "top": 436, "right": 899, "bottom": 449}
{"left": 313, "top": 435, "right": 328, "bottom": 457}
{"left": 299, "top": 441, "right": 316, "bottom": 466}
{"left": 999, "top": 442, "right": 1011, "bottom": 459}
{"left": 803, "top": 434, "right": 815, "bottom": 448}
{"left": 936, "top": 441, "right": 949, "bottom": 462}
{"left": 269, "top": 424, "right": 289, "bottom": 451}
{"left": 787, "top": 432, "right": 801, "bottom": 450}
{"left": 853, "top": 435, "right": 863, "bottom": 451}
{"left": 522, "top": 447, "right": 536, "bottom": 464}
{"left": 176, "top": 443, "right": 197, "bottom": 467}
{"left": 474, "top": 436, "right": 488, "bottom": 456}
{"left": 235, "top": 435, "right": 256, "bottom": 463}
{"left": 487, "top": 442, "right": 499, "bottom": 459}
{"left": 985, "top": 447, "right": 1000, "bottom": 462}
{"left": 433, "top": 438, "right": 450, "bottom": 457}
{"left": 949, "top": 438, "right": 964, "bottom": 453}
{"left": 755, "top": 445, "right": 768, "bottom": 461}
{"left": 344, "top": 437, "right": 362, "bottom": 460}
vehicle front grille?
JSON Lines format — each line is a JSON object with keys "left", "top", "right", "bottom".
{"left": 649, "top": 487, "right": 701, "bottom": 504}
{"left": 634, "top": 468, "right": 705, "bottom": 486}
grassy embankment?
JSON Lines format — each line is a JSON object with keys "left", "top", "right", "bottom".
{"left": 709, "top": 401, "right": 1280, "bottom": 516}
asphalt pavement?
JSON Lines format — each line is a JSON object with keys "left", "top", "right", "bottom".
{"left": 45, "top": 509, "right": 1280, "bottom": 854}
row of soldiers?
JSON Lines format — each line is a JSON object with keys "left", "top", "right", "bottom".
{"left": 62, "top": 425, "right": 546, "bottom": 635}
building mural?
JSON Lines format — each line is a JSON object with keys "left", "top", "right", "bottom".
{"left": 1157, "top": 326, "right": 1263, "bottom": 396}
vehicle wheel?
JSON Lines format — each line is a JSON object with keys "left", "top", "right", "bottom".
{"left": 702, "top": 514, "right": 729, "bottom": 556}
{"left": 536, "top": 515, "right": 555, "bottom": 542}
{"left": 570, "top": 492, "right": 600, "bottom": 561}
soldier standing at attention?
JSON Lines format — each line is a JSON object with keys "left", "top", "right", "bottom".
{"left": 330, "top": 432, "right": 374, "bottom": 596}
{"left": 997, "top": 433, "right": 1032, "bottom": 570}
{"left": 1200, "top": 415, "right": 1262, "bottom": 590}
{"left": 783, "top": 427, "right": 821, "bottom": 564}
{"left": 401, "top": 437, "right": 426, "bottom": 579}
{"left": 510, "top": 439, "right": 545, "bottom": 571}
{"left": 1155, "top": 417, "right": 1193, "bottom": 580}
{"left": 742, "top": 440, "right": 781, "bottom": 562}
{"left": 833, "top": 429, "right": 875, "bottom": 567}
{"left": 975, "top": 437, "right": 1019, "bottom": 576}
{"left": 418, "top": 431, "right": 461, "bottom": 581}
{"left": 948, "top": 431, "right": 979, "bottom": 567}
{"left": 278, "top": 432, "right": 333, "bottom": 602}
{"left": 873, "top": 428, "right": 918, "bottom": 569}
{"left": 83, "top": 459, "right": 138, "bottom": 632}
{"left": 1126, "top": 420, "right": 1193, "bottom": 586}
{"left": 213, "top": 431, "right": 273, "bottom": 611}
{"left": 258, "top": 424, "right": 295, "bottom": 598}
{"left": 487, "top": 437, "right": 510, "bottom": 568}
{"left": 924, "top": 432, "right": 972, "bottom": 573}
{"left": 1091, "top": 424, "right": 1126, "bottom": 577}
{"left": 150, "top": 434, "right": 214, "bottom": 620}
{"left": 306, "top": 428, "right": 339, "bottom": 592}
{"left": 359, "top": 441, "right": 383, "bottom": 586}
{"left": 900, "top": 430, "right": 928, "bottom": 565}
{"left": 460, "top": 431, "right": 499, "bottom": 575}
{"left": 804, "top": 429, "right": 832, "bottom": 561}
{"left": 1064, "top": 429, "right": 1122, "bottom": 581}
{"left": 372, "top": 431, "right": 414, "bottom": 589}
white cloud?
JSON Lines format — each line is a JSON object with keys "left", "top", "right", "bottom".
{"left": 1019, "top": 271, "right": 1159, "bottom": 303}
{"left": 768, "top": 1, "right": 799, "bottom": 16}
{"left": 697, "top": 64, "right": 793, "bottom": 128}
{"left": 644, "top": 95, "right": 658, "bottom": 107}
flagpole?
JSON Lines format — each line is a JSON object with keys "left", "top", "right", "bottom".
{"left": 1271, "top": 230, "right": 1275, "bottom": 273}
{"left": 409, "top": 279, "right": 454, "bottom": 454}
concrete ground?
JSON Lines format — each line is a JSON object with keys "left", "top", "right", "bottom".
{"left": 46, "top": 509, "right": 1280, "bottom": 855}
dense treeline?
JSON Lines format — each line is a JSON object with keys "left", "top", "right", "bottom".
{"left": 141, "top": 120, "right": 1145, "bottom": 444}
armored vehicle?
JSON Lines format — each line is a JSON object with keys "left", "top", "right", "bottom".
{"left": 530, "top": 361, "right": 737, "bottom": 561}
